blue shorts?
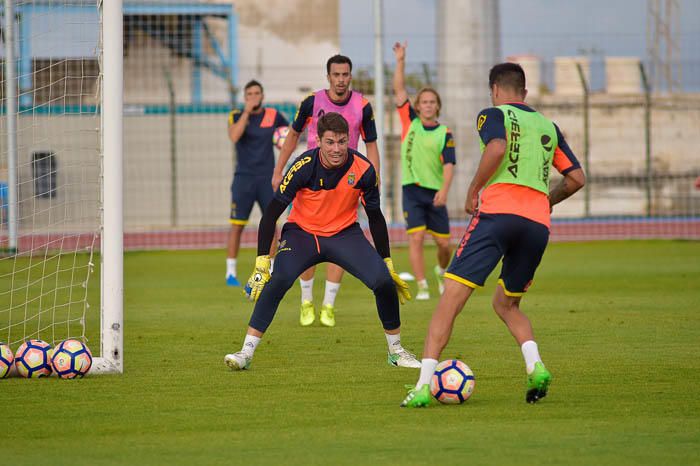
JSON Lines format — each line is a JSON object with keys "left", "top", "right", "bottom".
{"left": 445, "top": 213, "right": 549, "bottom": 296}
{"left": 402, "top": 184, "right": 450, "bottom": 238}
{"left": 230, "top": 174, "right": 274, "bottom": 225}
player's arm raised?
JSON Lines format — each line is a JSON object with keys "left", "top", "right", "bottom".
{"left": 392, "top": 41, "right": 409, "bottom": 107}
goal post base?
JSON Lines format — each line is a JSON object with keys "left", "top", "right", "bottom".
{"left": 90, "top": 357, "right": 123, "bottom": 375}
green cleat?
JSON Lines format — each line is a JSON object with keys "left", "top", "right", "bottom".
{"left": 526, "top": 362, "right": 552, "bottom": 403}
{"left": 319, "top": 303, "right": 336, "bottom": 327}
{"left": 401, "top": 384, "right": 433, "bottom": 408}
{"left": 299, "top": 300, "right": 315, "bottom": 326}
{"left": 434, "top": 265, "right": 445, "bottom": 295}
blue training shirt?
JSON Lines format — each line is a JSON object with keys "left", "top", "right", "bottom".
{"left": 229, "top": 107, "right": 289, "bottom": 176}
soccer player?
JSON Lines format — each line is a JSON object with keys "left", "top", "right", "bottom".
{"left": 401, "top": 63, "right": 586, "bottom": 407}
{"left": 224, "top": 112, "right": 420, "bottom": 370}
{"left": 392, "top": 41, "right": 455, "bottom": 301}
{"left": 270, "top": 54, "right": 380, "bottom": 327}
{"left": 225, "top": 80, "right": 289, "bottom": 286}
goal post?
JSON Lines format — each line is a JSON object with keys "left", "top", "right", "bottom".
{"left": 98, "top": 0, "right": 124, "bottom": 374}
{"left": 0, "top": 0, "right": 123, "bottom": 375}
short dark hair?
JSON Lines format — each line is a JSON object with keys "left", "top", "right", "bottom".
{"left": 244, "top": 79, "right": 263, "bottom": 93}
{"left": 326, "top": 54, "right": 353, "bottom": 74}
{"left": 488, "top": 63, "right": 526, "bottom": 93}
{"left": 317, "top": 112, "right": 349, "bottom": 138}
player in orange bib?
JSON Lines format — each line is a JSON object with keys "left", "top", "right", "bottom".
{"left": 224, "top": 112, "right": 421, "bottom": 371}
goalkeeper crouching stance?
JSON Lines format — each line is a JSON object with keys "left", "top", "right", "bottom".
{"left": 225, "top": 112, "right": 421, "bottom": 370}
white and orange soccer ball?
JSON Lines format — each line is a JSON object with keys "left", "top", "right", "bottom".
{"left": 14, "top": 339, "right": 53, "bottom": 378}
{"left": 0, "top": 342, "right": 14, "bottom": 378}
{"left": 51, "top": 339, "right": 92, "bottom": 379}
{"left": 430, "top": 359, "right": 475, "bottom": 404}
{"left": 272, "top": 126, "right": 290, "bottom": 150}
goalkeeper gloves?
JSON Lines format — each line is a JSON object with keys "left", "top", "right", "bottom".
{"left": 244, "top": 255, "right": 271, "bottom": 302}
{"left": 384, "top": 258, "right": 411, "bottom": 305}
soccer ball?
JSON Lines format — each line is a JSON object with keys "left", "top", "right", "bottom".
{"left": 272, "top": 126, "right": 289, "bottom": 150}
{"left": 14, "top": 339, "right": 53, "bottom": 378}
{"left": 430, "top": 359, "right": 475, "bottom": 404}
{"left": 0, "top": 343, "right": 14, "bottom": 378}
{"left": 51, "top": 339, "right": 92, "bottom": 379}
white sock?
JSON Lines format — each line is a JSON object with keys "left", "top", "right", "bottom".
{"left": 417, "top": 279, "right": 428, "bottom": 289}
{"left": 323, "top": 281, "right": 341, "bottom": 307}
{"left": 416, "top": 358, "right": 439, "bottom": 389}
{"left": 436, "top": 265, "right": 446, "bottom": 275}
{"left": 226, "top": 258, "right": 237, "bottom": 277}
{"left": 385, "top": 332, "right": 404, "bottom": 354}
{"left": 300, "top": 278, "right": 314, "bottom": 302}
{"left": 521, "top": 340, "right": 542, "bottom": 374}
{"left": 241, "top": 334, "right": 261, "bottom": 358}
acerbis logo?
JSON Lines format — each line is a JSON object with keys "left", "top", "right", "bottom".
{"left": 280, "top": 156, "right": 312, "bottom": 193}
{"left": 506, "top": 109, "right": 521, "bottom": 178}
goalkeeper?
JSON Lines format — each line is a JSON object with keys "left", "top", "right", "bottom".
{"left": 225, "top": 112, "right": 421, "bottom": 370}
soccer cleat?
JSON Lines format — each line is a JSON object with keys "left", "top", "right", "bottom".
{"left": 388, "top": 349, "right": 421, "bottom": 368}
{"left": 320, "top": 303, "right": 336, "bottom": 327}
{"left": 526, "top": 362, "right": 552, "bottom": 403}
{"left": 226, "top": 274, "right": 241, "bottom": 287}
{"left": 401, "top": 384, "right": 433, "bottom": 408}
{"left": 224, "top": 351, "right": 251, "bottom": 371}
{"left": 299, "top": 300, "right": 315, "bottom": 326}
{"left": 434, "top": 265, "right": 445, "bottom": 295}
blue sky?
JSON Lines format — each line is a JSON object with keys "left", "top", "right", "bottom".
{"left": 340, "top": 0, "right": 700, "bottom": 89}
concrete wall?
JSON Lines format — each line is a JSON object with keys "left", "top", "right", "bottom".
{"left": 530, "top": 93, "right": 700, "bottom": 217}
{"left": 124, "top": 0, "right": 340, "bottom": 105}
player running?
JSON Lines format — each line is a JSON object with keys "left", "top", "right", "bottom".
{"left": 226, "top": 80, "right": 289, "bottom": 286}
{"left": 401, "top": 63, "right": 586, "bottom": 407}
{"left": 392, "top": 41, "right": 455, "bottom": 301}
{"left": 225, "top": 112, "right": 421, "bottom": 370}
{"left": 270, "top": 54, "right": 379, "bottom": 328}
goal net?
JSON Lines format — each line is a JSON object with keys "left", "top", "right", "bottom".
{"left": 0, "top": 0, "right": 122, "bottom": 373}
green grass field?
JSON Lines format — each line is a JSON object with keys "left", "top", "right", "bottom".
{"left": 4, "top": 240, "right": 700, "bottom": 465}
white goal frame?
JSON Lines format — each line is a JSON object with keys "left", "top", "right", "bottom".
{"left": 94, "top": 0, "right": 124, "bottom": 374}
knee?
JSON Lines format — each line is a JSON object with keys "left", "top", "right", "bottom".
{"left": 409, "top": 231, "right": 425, "bottom": 246}
{"left": 492, "top": 294, "right": 518, "bottom": 316}
{"left": 435, "top": 237, "right": 450, "bottom": 251}
{"left": 266, "top": 271, "right": 297, "bottom": 294}
{"left": 372, "top": 272, "right": 395, "bottom": 294}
